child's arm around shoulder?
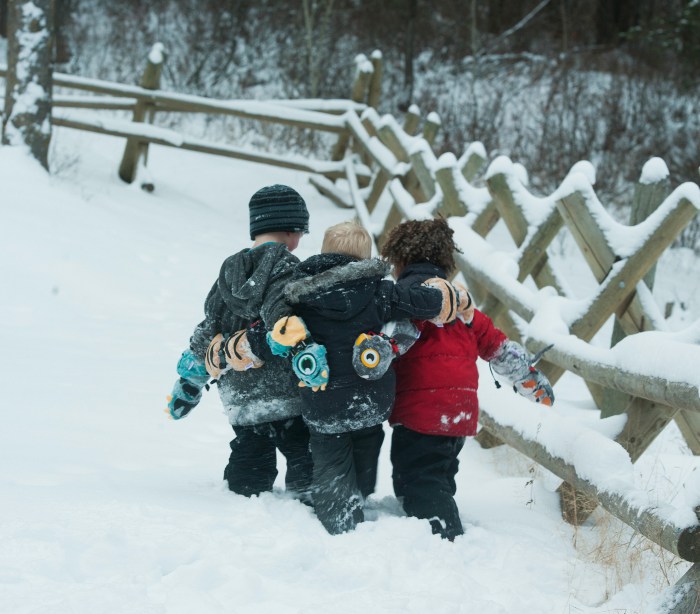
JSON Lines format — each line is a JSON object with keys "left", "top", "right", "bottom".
{"left": 259, "top": 250, "right": 300, "bottom": 329}
{"left": 375, "top": 278, "right": 445, "bottom": 322}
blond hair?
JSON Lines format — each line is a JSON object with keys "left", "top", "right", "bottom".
{"left": 321, "top": 221, "right": 372, "bottom": 259}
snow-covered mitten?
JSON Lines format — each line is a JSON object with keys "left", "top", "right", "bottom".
{"left": 452, "top": 281, "right": 475, "bottom": 325}
{"left": 382, "top": 319, "right": 420, "bottom": 355}
{"left": 267, "top": 315, "right": 330, "bottom": 392}
{"left": 489, "top": 340, "right": 555, "bottom": 406}
{"left": 205, "top": 333, "right": 228, "bottom": 378}
{"left": 266, "top": 315, "right": 311, "bottom": 357}
{"left": 224, "top": 330, "right": 265, "bottom": 371}
{"left": 292, "top": 341, "right": 329, "bottom": 391}
{"left": 513, "top": 369, "right": 554, "bottom": 406}
{"left": 352, "top": 320, "right": 420, "bottom": 380}
{"left": 353, "top": 332, "right": 396, "bottom": 380}
{"left": 167, "top": 349, "right": 209, "bottom": 419}
{"left": 422, "top": 277, "right": 459, "bottom": 325}
{"left": 167, "top": 379, "right": 202, "bottom": 420}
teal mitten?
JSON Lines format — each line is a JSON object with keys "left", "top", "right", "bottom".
{"left": 166, "top": 350, "right": 209, "bottom": 419}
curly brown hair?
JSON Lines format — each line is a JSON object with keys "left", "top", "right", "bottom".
{"left": 380, "top": 218, "right": 461, "bottom": 274}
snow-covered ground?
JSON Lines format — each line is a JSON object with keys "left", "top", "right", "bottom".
{"left": 1, "top": 125, "right": 698, "bottom": 614}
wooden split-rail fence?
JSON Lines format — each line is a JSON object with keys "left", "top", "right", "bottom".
{"left": 2, "top": 44, "right": 700, "bottom": 613}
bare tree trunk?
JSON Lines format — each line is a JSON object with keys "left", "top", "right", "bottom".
{"left": 594, "top": 0, "right": 640, "bottom": 45}
{"left": 0, "top": 0, "right": 8, "bottom": 38}
{"left": 53, "top": 0, "right": 72, "bottom": 63}
{"left": 560, "top": 0, "right": 568, "bottom": 53}
{"left": 2, "top": 0, "right": 53, "bottom": 170}
{"left": 400, "top": 0, "right": 417, "bottom": 110}
{"left": 302, "top": 0, "right": 336, "bottom": 98}
{"left": 470, "top": 0, "right": 479, "bottom": 55}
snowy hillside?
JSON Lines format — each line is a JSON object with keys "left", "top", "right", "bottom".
{"left": 1, "top": 126, "right": 697, "bottom": 614}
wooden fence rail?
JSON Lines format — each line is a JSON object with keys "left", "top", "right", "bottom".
{"left": 51, "top": 116, "right": 370, "bottom": 184}
{"left": 0, "top": 65, "right": 362, "bottom": 118}
{"left": 1, "top": 50, "right": 362, "bottom": 191}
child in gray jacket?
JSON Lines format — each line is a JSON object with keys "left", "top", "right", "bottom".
{"left": 166, "top": 185, "right": 315, "bottom": 499}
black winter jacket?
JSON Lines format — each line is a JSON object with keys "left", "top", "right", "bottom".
{"left": 189, "top": 243, "right": 303, "bottom": 426}
{"left": 284, "top": 253, "right": 443, "bottom": 434}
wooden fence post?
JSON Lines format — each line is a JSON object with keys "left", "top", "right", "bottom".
{"left": 487, "top": 171, "right": 564, "bottom": 293}
{"left": 367, "top": 50, "right": 383, "bottom": 110}
{"left": 601, "top": 159, "right": 670, "bottom": 418}
{"left": 422, "top": 112, "right": 441, "bottom": 147}
{"left": 460, "top": 145, "right": 487, "bottom": 182}
{"left": 118, "top": 43, "right": 165, "bottom": 189}
{"left": 331, "top": 54, "right": 373, "bottom": 161}
{"left": 403, "top": 104, "right": 421, "bottom": 136}
{"left": 434, "top": 154, "right": 468, "bottom": 217}
{"left": 567, "top": 196, "right": 698, "bottom": 344}
{"left": 660, "top": 563, "right": 700, "bottom": 614}
{"left": 409, "top": 140, "right": 436, "bottom": 200}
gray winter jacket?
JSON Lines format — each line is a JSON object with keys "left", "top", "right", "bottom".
{"left": 189, "top": 243, "right": 303, "bottom": 426}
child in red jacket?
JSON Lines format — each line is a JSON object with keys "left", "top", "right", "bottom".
{"left": 379, "top": 218, "right": 554, "bottom": 540}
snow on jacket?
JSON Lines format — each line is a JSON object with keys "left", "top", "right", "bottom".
{"left": 389, "top": 262, "right": 507, "bottom": 437}
{"left": 285, "top": 253, "right": 443, "bottom": 434}
{"left": 189, "top": 242, "right": 303, "bottom": 426}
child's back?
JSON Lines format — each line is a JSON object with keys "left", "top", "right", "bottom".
{"left": 285, "top": 238, "right": 449, "bottom": 434}
{"left": 191, "top": 241, "right": 304, "bottom": 423}
{"left": 390, "top": 260, "right": 505, "bottom": 437}
{"left": 286, "top": 253, "right": 413, "bottom": 433}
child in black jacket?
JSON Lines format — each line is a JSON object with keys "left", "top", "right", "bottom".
{"left": 282, "top": 221, "right": 455, "bottom": 534}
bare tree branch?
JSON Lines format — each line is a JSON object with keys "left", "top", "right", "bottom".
{"left": 481, "top": 0, "right": 554, "bottom": 56}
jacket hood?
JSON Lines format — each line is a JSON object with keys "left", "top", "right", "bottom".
{"left": 397, "top": 261, "right": 447, "bottom": 285}
{"left": 218, "top": 243, "right": 292, "bottom": 319}
{"left": 285, "top": 255, "right": 390, "bottom": 321}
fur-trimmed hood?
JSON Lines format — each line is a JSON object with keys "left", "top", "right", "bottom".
{"left": 285, "top": 254, "right": 390, "bottom": 321}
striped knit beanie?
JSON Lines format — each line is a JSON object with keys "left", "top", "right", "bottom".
{"left": 248, "top": 184, "right": 309, "bottom": 240}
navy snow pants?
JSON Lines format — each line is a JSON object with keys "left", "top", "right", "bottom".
{"left": 391, "top": 425, "right": 465, "bottom": 541}
{"left": 224, "top": 416, "right": 313, "bottom": 499}
{"left": 309, "top": 424, "right": 385, "bottom": 535}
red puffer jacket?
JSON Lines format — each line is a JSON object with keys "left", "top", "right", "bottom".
{"left": 389, "top": 263, "right": 507, "bottom": 437}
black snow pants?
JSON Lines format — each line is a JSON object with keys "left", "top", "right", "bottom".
{"left": 309, "top": 424, "right": 385, "bottom": 535}
{"left": 223, "top": 416, "right": 313, "bottom": 499}
{"left": 391, "top": 425, "right": 465, "bottom": 541}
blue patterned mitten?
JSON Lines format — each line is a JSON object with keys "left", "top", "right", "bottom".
{"left": 166, "top": 350, "right": 209, "bottom": 419}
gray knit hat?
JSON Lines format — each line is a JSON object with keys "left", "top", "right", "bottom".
{"left": 248, "top": 184, "right": 309, "bottom": 240}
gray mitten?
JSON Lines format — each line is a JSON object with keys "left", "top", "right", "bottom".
{"left": 381, "top": 320, "right": 420, "bottom": 355}
{"left": 352, "top": 321, "right": 419, "bottom": 381}
{"left": 490, "top": 341, "right": 555, "bottom": 406}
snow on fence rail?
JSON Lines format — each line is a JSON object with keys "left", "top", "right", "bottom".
{"left": 3, "top": 45, "right": 700, "bottom": 612}
{"left": 0, "top": 48, "right": 365, "bottom": 190}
